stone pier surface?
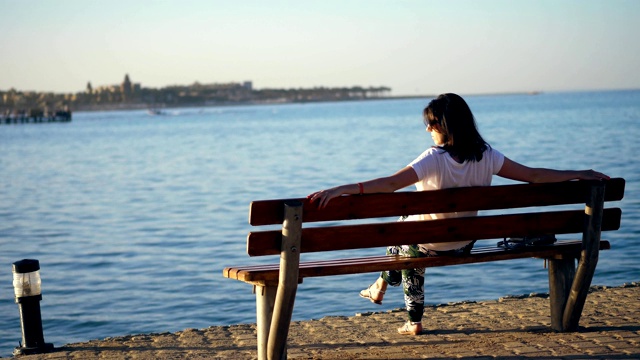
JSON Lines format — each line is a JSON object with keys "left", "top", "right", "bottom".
{"left": 13, "top": 283, "right": 640, "bottom": 359}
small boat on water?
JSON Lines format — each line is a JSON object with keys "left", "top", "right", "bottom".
{"left": 147, "top": 108, "right": 165, "bottom": 116}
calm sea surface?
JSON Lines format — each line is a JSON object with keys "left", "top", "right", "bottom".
{"left": 1, "top": 90, "right": 639, "bottom": 356}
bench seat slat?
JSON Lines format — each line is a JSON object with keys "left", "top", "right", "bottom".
{"left": 225, "top": 240, "right": 611, "bottom": 283}
{"left": 248, "top": 208, "right": 622, "bottom": 256}
{"left": 249, "top": 178, "right": 625, "bottom": 226}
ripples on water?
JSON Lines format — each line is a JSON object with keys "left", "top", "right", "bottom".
{"left": 1, "top": 91, "right": 638, "bottom": 356}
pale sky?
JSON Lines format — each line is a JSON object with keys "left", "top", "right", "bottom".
{"left": 1, "top": 0, "right": 638, "bottom": 96}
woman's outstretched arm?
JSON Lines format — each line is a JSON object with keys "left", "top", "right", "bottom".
{"left": 497, "top": 157, "right": 610, "bottom": 183}
{"left": 308, "top": 166, "right": 419, "bottom": 208}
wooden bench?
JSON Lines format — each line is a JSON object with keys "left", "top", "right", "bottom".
{"left": 223, "top": 178, "right": 625, "bottom": 360}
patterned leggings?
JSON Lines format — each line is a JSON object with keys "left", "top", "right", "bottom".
{"left": 381, "top": 242, "right": 472, "bottom": 323}
{"left": 380, "top": 244, "right": 432, "bottom": 323}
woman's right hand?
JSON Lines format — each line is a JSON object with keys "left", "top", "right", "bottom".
{"left": 307, "top": 167, "right": 419, "bottom": 209}
{"left": 307, "top": 186, "right": 346, "bottom": 209}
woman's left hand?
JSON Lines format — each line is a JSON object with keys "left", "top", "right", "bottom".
{"left": 578, "top": 169, "right": 610, "bottom": 181}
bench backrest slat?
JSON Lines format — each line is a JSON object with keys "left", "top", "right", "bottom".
{"left": 247, "top": 208, "right": 622, "bottom": 256}
{"left": 249, "top": 178, "right": 625, "bottom": 226}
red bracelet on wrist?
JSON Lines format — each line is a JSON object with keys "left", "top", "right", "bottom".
{"left": 357, "top": 183, "right": 364, "bottom": 195}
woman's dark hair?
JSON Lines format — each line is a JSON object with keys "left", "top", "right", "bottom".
{"left": 423, "top": 93, "right": 489, "bottom": 162}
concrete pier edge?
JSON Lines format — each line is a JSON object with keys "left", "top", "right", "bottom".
{"left": 11, "top": 282, "right": 640, "bottom": 359}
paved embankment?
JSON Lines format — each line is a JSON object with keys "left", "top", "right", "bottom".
{"left": 11, "top": 283, "right": 640, "bottom": 359}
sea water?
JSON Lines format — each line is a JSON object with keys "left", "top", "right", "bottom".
{"left": 1, "top": 90, "right": 639, "bottom": 356}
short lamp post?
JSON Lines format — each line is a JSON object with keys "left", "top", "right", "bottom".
{"left": 12, "top": 259, "right": 54, "bottom": 356}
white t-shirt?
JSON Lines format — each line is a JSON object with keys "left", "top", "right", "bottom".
{"left": 406, "top": 146, "right": 505, "bottom": 251}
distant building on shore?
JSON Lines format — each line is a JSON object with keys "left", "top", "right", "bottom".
{"left": 0, "top": 75, "right": 391, "bottom": 112}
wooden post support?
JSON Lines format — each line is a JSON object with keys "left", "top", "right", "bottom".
{"left": 256, "top": 284, "right": 277, "bottom": 360}
{"left": 562, "top": 182, "right": 605, "bottom": 331}
{"left": 267, "top": 201, "right": 303, "bottom": 360}
{"left": 548, "top": 256, "right": 576, "bottom": 331}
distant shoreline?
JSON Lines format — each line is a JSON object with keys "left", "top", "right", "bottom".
{"left": 71, "top": 92, "right": 546, "bottom": 113}
{"left": 73, "top": 88, "right": 640, "bottom": 113}
{"left": 71, "top": 95, "right": 427, "bottom": 112}
{"left": 9, "top": 88, "right": 638, "bottom": 114}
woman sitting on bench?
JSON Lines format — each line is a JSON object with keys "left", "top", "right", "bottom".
{"left": 308, "top": 93, "right": 609, "bottom": 335}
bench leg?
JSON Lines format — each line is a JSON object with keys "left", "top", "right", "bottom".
{"left": 548, "top": 256, "right": 576, "bottom": 331}
{"left": 562, "top": 183, "right": 605, "bottom": 332}
{"left": 563, "top": 251, "right": 600, "bottom": 331}
{"left": 267, "top": 201, "right": 302, "bottom": 360}
{"left": 256, "top": 285, "right": 277, "bottom": 360}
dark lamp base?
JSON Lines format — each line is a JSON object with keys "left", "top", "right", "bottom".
{"left": 13, "top": 343, "right": 54, "bottom": 356}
